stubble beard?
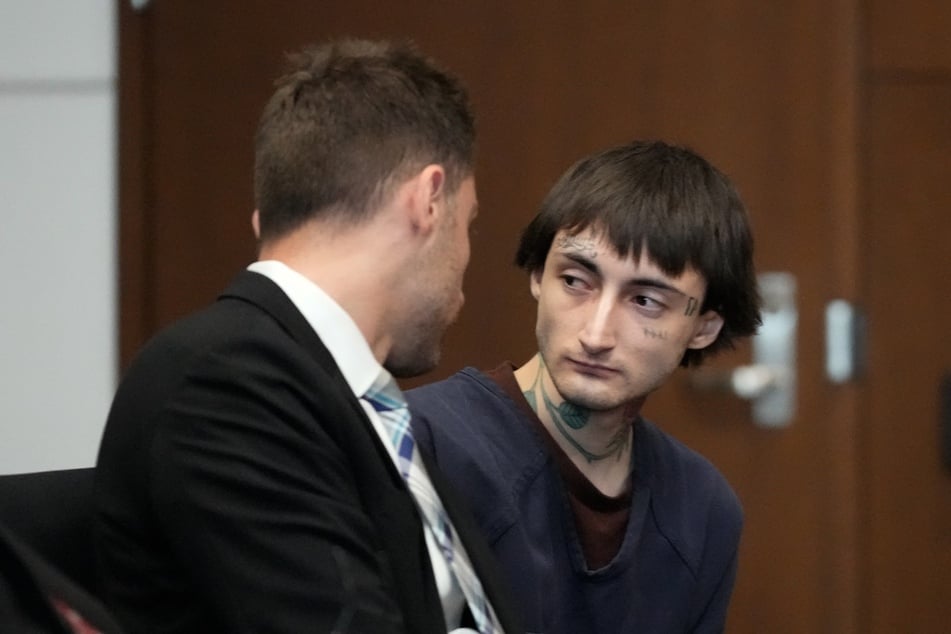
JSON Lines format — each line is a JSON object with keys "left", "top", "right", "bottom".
{"left": 386, "top": 309, "right": 446, "bottom": 378}
{"left": 386, "top": 281, "right": 461, "bottom": 379}
{"left": 387, "top": 347, "right": 440, "bottom": 379}
{"left": 387, "top": 208, "right": 467, "bottom": 378}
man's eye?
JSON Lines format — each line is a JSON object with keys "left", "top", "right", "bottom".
{"left": 634, "top": 295, "right": 663, "bottom": 309}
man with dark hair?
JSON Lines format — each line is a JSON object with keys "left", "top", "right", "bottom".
{"left": 408, "top": 140, "right": 762, "bottom": 633}
{"left": 95, "top": 39, "right": 520, "bottom": 634}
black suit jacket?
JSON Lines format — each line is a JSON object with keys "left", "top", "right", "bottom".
{"left": 0, "top": 524, "right": 123, "bottom": 633}
{"left": 94, "top": 271, "right": 521, "bottom": 633}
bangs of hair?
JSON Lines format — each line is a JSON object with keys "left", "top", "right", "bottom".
{"left": 517, "top": 142, "right": 752, "bottom": 316}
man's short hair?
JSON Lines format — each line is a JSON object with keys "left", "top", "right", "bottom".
{"left": 253, "top": 38, "right": 476, "bottom": 242}
{"left": 515, "top": 140, "right": 761, "bottom": 366}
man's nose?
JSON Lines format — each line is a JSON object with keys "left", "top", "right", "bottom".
{"left": 578, "top": 295, "right": 616, "bottom": 354}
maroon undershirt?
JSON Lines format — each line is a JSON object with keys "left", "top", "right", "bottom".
{"left": 485, "top": 363, "right": 633, "bottom": 570}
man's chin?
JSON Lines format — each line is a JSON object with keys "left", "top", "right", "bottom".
{"left": 556, "top": 376, "right": 627, "bottom": 412}
{"left": 564, "top": 392, "right": 622, "bottom": 413}
{"left": 386, "top": 348, "right": 440, "bottom": 379}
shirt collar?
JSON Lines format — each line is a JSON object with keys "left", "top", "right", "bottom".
{"left": 247, "top": 260, "right": 379, "bottom": 397}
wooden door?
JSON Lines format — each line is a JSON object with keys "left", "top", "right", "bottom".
{"left": 117, "top": 1, "right": 947, "bottom": 631}
{"left": 862, "top": 2, "right": 951, "bottom": 631}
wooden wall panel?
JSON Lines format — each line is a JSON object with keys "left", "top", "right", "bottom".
{"left": 862, "top": 81, "right": 951, "bottom": 634}
{"left": 862, "top": 1, "right": 951, "bottom": 631}
{"left": 117, "top": 1, "right": 152, "bottom": 369}
{"left": 868, "top": 0, "right": 951, "bottom": 70}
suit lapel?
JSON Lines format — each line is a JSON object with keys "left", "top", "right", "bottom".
{"left": 220, "top": 270, "right": 521, "bottom": 632}
{"left": 218, "top": 270, "right": 447, "bottom": 632}
{"left": 217, "top": 270, "right": 403, "bottom": 478}
{"left": 218, "top": 270, "right": 346, "bottom": 384}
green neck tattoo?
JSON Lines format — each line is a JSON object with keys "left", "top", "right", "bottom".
{"left": 523, "top": 359, "right": 630, "bottom": 464}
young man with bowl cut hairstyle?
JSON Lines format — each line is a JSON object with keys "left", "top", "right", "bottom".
{"left": 408, "top": 140, "right": 762, "bottom": 634}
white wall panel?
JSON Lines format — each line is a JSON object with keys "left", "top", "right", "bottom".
{"left": 0, "top": 2, "right": 116, "bottom": 474}
{"left": 0, "top": 0, "right": 115, "bottom": 81}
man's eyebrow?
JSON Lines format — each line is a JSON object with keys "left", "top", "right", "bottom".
{"left": 627, "top": 277, "right": 689, "bottom": 298}
{"left": 558, "top": 251, "right": 600, "bottom": 275}
{"left": 556, "top": 250, "right": 694, "bottom": 300}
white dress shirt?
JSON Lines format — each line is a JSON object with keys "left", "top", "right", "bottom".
{"left": 247, "top": 260, "right": 473, "bottom": 632}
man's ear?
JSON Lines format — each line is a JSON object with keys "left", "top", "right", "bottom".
{"left": 406, "top": 164, "right": 446, "bottom": 235}
{"left": 251, "top": 210, "right": 261, "bottom": 240}
{"left": 529, "top": 268, "right": 543, "bottom": 301}
{"left": 687, "top": 310, "right": 725, "bottom": 350}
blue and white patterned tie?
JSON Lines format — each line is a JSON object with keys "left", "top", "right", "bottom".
{"left": 364, "top": 370, "right": 500, "bottom": 634}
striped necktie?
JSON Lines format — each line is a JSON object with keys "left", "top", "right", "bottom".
{"left": 364, "top": 369, "right": 500, "bottom": 634}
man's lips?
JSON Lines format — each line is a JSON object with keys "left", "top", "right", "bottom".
{"left": 566, "top": 358, "right": 617, "bottom": 376}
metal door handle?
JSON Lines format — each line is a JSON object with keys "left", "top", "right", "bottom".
{"left": 691, "top": 272, "right": 797, "bottom": 428}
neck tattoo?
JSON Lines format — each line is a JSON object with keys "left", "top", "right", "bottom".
{"left": 523, "top": 360, "right": 631, "bottom": 464}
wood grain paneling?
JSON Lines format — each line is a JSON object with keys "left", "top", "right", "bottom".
{"left": 863, "top": 1, "right": 951, "bottom": 631}
{"left": 117, "top": 1, "right": 152, "bottom": 369}
{"left": 868, "top": 0, "right": 951, "bottom": 71}
{"left": 862, "top": 82, "right": 951, "bottom": 634}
